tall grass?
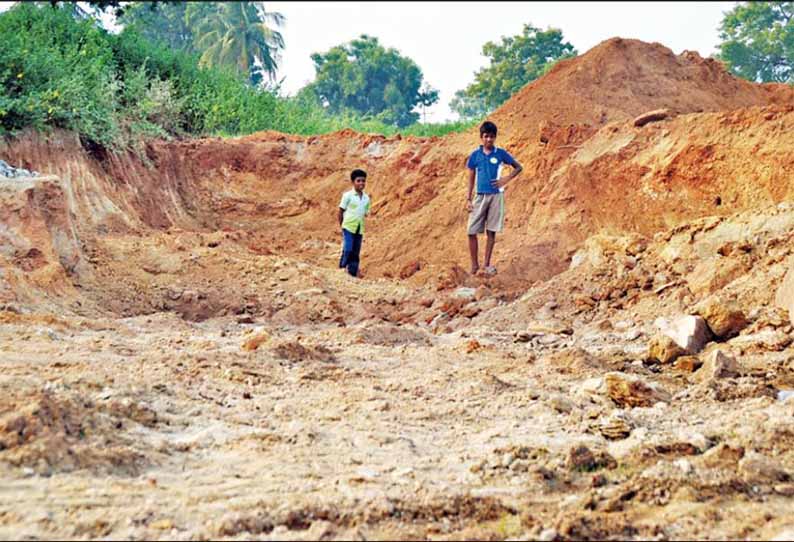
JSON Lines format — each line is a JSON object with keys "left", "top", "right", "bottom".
{"left": 0, "top": 3, "right": 473, "bottom": 153}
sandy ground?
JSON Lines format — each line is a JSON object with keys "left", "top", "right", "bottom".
{"left": 3, "top": 37, "right": 794, "bottom": 541}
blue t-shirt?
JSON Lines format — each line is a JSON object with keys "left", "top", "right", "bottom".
{"left": 466, "top": 146, "right": 518, "bottom": 195}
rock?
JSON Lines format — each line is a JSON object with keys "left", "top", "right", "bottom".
{"left": 294, "top": 288, "right": 325, "bottom": 297}
{"left": 514, "top": 331, "right": 534, "bottom": 343}
{"left": 453, "top": 287, "right": 477, "bottom": 300}
{"left": 701, "top": 443, "right": 744, "bottom": 468}
{"left": 399, "top": 260, "right": 422, "bottom": 279}
{"left": 775, "top": 258, "right": 794, "bottom": 326}
{"left": 548, "top": 395, "right": 575, "bottom": 414}
{"left": 750, "top": 306, "right": 789, "bottom": 330}
{"left": 305, "top": 520, "right": 334, "bottom": 540}
{"left": 738, "top": 452, "right": 789, "bottom": 483}
{"left": 526, "top": 319, "right": 573, "bottom": 335}
{"left": 150, "top": 519, "right": 175, "bottom": 530}
{"left": 0, "top": 159, "right": 38, "bottom": 179}
{"left": 596, "top": 412, "right": 632, "bottom": 440}
{"left": 242, "top": 331, "right": 269, "bottom": 351}
{"left": 774, "top": 484, "right": 794, "bottom": 497}
{"left": 538, "top": 528, "right": 558, "bottom": 542}
{"left": 605, "top": 372, "right": 670, "bottom": 408}
{"left": 567, "top": 445, "right": 616, "bottom": 471}
{"left": 633, "top": 108, "right": 670, "bottom": 127}
{"left": 646, "top": 333, "right": 685, "bottom": 364}
{"left": 527, "top": 388, "right": 541, "bottom": 400}
{"left": 537, "top": 334, "right": 563, "bottom": 345}
{"left": 685, "top": 256, "right": 749, "bottom": 296}
{"left": 673, "top": 355, "right": 702, "bottom": 373}
{"left": 575, "top": 377, "right": 606, "bottom": 399}
{"left": 778, "top": 390, "right": 794, "bottom": 402}
{"left": 569, "top": 250, "right": 587, "bottom": 269}
{"left": 696, "top": 298, "right": 748, "bottom": 339}
{"left": 623, "top": 328, "right": 642, "bottom": 341}
{"left": 729, "top": 329, "right": 792, "bottom": 352}
{"left": 217, "top": 514, "right": 273, "bottom": 537}
{"left": 463, "top": 339, "right": 481, "bottom": 353}
{"left": 460, "top": 303, "right": 482, "bottom": 318}
{"left": 654, "top": 315, "right": 711, "bottom": 354}
{"left": 673, "top": 458, "right": 693, "bottom": 475}
{"left": 474, "top": 285, "right": 491, "bottom": 301}
{"left": 693, "top": 350, "right": 741, "bottom": 382}
{"left": 568, "top": 446, "right": 596, "bottom": 471}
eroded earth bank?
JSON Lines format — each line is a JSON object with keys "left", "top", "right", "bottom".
{"left": 2, "top": 38, "right": 794, "bottom": 540}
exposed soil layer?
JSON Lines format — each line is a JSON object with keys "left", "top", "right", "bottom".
{"left": 2, "top": 38, "right": 794, "bottom": 540}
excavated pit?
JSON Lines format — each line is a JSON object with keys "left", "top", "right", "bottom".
{"left": 3, "top": 38, "right": 794, "bottom": 540}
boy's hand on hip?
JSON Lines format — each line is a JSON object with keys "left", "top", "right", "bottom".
{"left": 492, "top": 177, "right": 510, "bottom": 189}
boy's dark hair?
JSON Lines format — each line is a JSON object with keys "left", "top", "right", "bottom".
{"left": 480, "top": 121, "right": 497, "bottom": 137}
{"left": 350, "top": 168, "right": 367, "bottom": 181}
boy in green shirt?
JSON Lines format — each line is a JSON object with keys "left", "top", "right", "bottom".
{"left": 338, "top": 169, "right": 371, "bottom": 277}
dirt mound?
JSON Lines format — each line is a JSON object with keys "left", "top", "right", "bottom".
{"left": 492, "top": 37, "right": 794, "bottom": 142}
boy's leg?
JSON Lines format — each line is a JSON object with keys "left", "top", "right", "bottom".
{"left": 468, "top": 194, "right": 490, "bottom": 274}
{"left": 339, "top": 228, "right": 353, "bottom": 270}
{"left": 348, "top": 231, "right": 362, "bottom": 277}
{"left": 484, "top": 230, "right": 496, "bottom": 269}
{"left": 468, "top": 234, "right": 479, "bottom": 274}
{"left": 483, "top": 193, "right": 505, "bottom": 272}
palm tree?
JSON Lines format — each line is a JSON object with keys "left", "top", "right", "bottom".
{"left": 194, "top": 2, "right": 285, "bottom": 86}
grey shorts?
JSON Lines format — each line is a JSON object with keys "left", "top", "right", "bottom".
{"left": 467, "top": 192, "right": 505, "bottom": 235}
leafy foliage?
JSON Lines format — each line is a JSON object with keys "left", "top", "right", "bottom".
{"left": 193, "top": 2, "right": 285, "bottom": 86}
{"left": 120, "top": 2, "right": 284, "bottom": 86}
{"left": 118, "top": 2, "right": 214, "bottom": 54}
{"left": 0, "top": 3, "right": 468, "bottom": 153}
{"left": 451, "top": 24, "right": 577, "bottom": 120}
{"left": 717, "top": 1, "right": 794, "bottom": 83}
{"left": 308, "top": 35, "right": 439, "bottom": 127}
{"left": 1, "top": 3, "right": 121, "bottom": 146}
{"left": 48, "top": 0, "right": 126, "bottom": 19}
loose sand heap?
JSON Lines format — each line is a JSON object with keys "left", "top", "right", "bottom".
{"left": 1, "top": 37, "right": 794, "bottom": 540}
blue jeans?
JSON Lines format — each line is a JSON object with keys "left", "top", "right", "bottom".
{"left": 339, "top": 227, "right": 363, "bottom": 277}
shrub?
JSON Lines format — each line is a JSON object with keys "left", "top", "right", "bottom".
{"left": 0, "top": 3, "right": 472, "bottom": 152}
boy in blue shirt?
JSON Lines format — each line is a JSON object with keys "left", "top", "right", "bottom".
{"left": 338, "top": 169, "right": 371, "bottom": 277}
{"left": 465, "top": 121, "right": 523, "bottom": 276}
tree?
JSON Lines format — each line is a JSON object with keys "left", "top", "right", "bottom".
{"left": 48, "top": 0, "right": 125, "bottom": 19}
{"left": 417, "top": 82, "right": 439, "bottom": 123}
{"left": 308, "top": 34, "right": 438, "bottom": 127}
{"left": 451, "top": 24, "right": 577, "bottom": 120}
{"left": 194, "top": 2, "right": 285, "bottom": 86}
{"left": 449, "top": 90, "right": 489, "bottom": 121}
{"left": 717, "top": 1, "right": 794, "bottom": 84}
{"left": 119, "top": 2, "right": 216, "bottom": 54}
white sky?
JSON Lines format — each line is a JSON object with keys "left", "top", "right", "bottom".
{"left": 0, "top": 1, "right": 739, "bottom": 123}
{"left": 266, "top": 1, "right": 739, "bottom": 122}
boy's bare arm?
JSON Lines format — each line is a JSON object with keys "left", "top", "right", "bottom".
{"left": 494, "top": 161, "right": 524, "bottom": 189}
{"left": 338, "top": 208, "right": 344, "bottom": 227}
{"left": 466, "top": 169, "right": 475, "bottom": 211}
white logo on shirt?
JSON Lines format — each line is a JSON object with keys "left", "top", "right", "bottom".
{"left": 489, "top": 157, "right": 498, "bottom": 164}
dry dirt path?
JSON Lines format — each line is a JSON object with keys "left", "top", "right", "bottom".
{"left": 2, "top": 303, "right": 794, "bottom": 540}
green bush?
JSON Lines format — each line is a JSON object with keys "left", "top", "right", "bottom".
{"left": 0, "top": 3, "right": 120, "bottom": 145}
{"left": 0, "top": 3, "right": 471, "bottom": 152}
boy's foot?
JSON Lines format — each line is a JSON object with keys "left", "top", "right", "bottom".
{"left": 470, "top": 266, "right": 479, "bottom": 275}
{"left": 483, "top": 266, "right": 497, "bottom": 276}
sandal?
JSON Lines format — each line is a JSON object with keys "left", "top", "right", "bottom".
{"left": 483, "top": 266, "right": 497, "bottom": 276}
